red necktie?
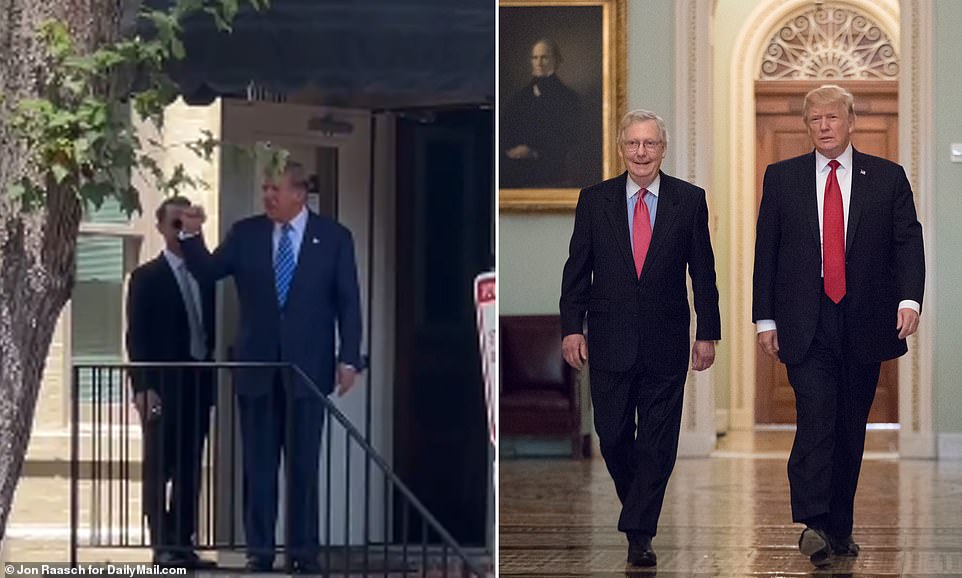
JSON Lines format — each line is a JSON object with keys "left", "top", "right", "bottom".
{"left": 632, "top": 189, "right": 652, "bottom": 277}
{"left": 823, "top": 160, "right": 846, "bottom": 303}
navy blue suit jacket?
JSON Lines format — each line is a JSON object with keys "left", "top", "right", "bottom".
{"left": 181, "top": 212, "right": 362, "bottom": 397}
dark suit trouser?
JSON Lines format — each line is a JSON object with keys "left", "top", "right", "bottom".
{"left": 142, "top": 372, "right": 212, "bottom": 553}
{"left": 785, "top": 293, "right": 881, "bottom": 537}
{"left": 237, "top": 373, "right": 325, "bottom": 561}
{"left": 590, "top": 351, "right": 687, "bottom": 537}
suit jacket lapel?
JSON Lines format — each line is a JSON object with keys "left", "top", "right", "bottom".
{"left": 603, "top": 173, "right": 637, "bottom": 279}
{"left": 639, "top": 172, "right": 679, "bottom": 281}
{"left": 846, "top": 149, "right": 867, "bottom": 256}
{"left": 259, "top": 217, "right": 282, "bottom": 312}
{"left": 156, "top": 253, "right": 189, "bottom": 324}
{"left": 801, "top": 152, "right": 821, "bottom": 252}
{"left": 286, "top": 212, "right": 318, "bottom": 305}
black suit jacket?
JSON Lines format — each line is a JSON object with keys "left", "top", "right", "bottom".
{"left": 126, "top": 252, "right": 216, "bottom": 397}
{"left": 752, "top": 149, "right": 925, "bottom": 364}
{"left": 560, "top": 171, "right": 721, "bottom": 374}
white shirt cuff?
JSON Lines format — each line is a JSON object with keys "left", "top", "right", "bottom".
{"left": 898, "top": 300, "right": 921, "bottom": 314}
{"left": 756, "top": 319, "right": 777, "bottom": 333}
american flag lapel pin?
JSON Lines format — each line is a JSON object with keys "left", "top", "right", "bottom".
{"left": 312, "top": 237, "right": 320, "bottom": 244}
{"left": 859, "top": 169, "right": 866, "bottom": 175}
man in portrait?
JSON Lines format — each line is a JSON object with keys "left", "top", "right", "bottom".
{"left": 501, "top": 37, "right": 585, "bottom": 188}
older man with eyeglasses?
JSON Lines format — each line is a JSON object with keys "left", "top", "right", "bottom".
{"left": 560, "top": 109, "right": 721, "bottom": 568}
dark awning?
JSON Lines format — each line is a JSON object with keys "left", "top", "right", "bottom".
{"left": 143, "top": 0, "right": 494, "bottom": 109}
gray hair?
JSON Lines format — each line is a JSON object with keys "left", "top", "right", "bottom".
{"left": 618, "top": 109, "right": 670, "bottom": 148}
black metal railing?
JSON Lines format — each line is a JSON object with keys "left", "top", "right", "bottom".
{"left": 70, "top": 362, "right": 487, "bottom": 576}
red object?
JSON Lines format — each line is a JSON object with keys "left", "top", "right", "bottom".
{"left": 633, "top": 190, "right": 652, "bottom": 277}
{"left": 823, "top": 160, "right": 846, "bottom": 303}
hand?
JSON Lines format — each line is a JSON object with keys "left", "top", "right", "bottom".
{"left": 336, "top": 364, "right": 360, "bottom": 397}
{"left": 179, "top": 205, "right": 207, "bottom": 235}
{"left": 506, "top": 145, "right": 538, "bottom": 160}
{"left": 897, "top": 308, "right": 920, "bottom": 340}
{"left": 133, "top": 389, "right": 162, "bottom": 422}
{"left": 691, "top": 340, "right": 715, "bottom": 371}
{"left": 758, "top": 330, "right": 779, "bottom": 358}
{"left": 561, "top": 334, "right": 588, "bottom": 371}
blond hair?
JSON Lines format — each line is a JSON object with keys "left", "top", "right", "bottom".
{"left": 803, "top": 84, "right": 855, "bottom": 119}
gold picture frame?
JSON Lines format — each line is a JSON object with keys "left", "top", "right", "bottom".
{"left": 498, "top": 0, "right": 627, "bottom": 211}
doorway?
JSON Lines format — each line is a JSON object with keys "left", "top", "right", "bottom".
{"left": 753, "top": 80, "right": 899, "bottom": 424}
{"left": 393, "top": 108, "right": 494, "bottom": 546}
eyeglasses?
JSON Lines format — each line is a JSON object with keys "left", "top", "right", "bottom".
{"left": 622, "top": 139, "right": 664, "bottom": 152}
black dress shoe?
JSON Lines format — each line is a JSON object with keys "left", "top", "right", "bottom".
{"left": 799, "top": 527, "right": 833, "bottom": 567}
{"left": 181, "top": 551, "right": 217, "bottom": 569}
{"left": 627, "top": 535, "right": 657, "bottom": 567}
{"left": 153, "top": 551, "right": 183, "bottom": 568}
{"left": 829, "top": 533, "right": 860, "bottom": 557}
{"left": 245, "top": 555, "right": 274, "bottom": 572}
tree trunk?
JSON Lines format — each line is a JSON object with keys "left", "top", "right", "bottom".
{"left": 0, "top": 0, "right": 123, "bottom": 542}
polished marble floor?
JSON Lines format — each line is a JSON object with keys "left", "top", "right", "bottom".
{"left": 499, "top": 431, "right": 962, "bottom": 576}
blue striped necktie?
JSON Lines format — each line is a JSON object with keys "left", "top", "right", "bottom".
{"left": 275, "top": 223, "right": 295, "bottom": 307}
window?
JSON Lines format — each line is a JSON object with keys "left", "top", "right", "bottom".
{"left": 72, "top": 235, "right": 139, "bottom": 402}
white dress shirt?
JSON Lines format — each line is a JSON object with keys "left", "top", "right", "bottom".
{"left": 272, "top": 206, "right": 308, "bottom": 266}
{"left": 756, "top": 144, "right": 920, "bottom": 334}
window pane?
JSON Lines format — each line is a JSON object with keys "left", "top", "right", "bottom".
{"left": 73, "top": 237, "right": 126, "bottom": 401}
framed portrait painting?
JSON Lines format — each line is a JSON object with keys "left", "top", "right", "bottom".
{"left": 499, "top": 0, "right": 626, "bottom": 211}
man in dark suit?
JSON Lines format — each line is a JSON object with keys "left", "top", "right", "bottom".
{"left": 753, "top": 84, "right": 924, "bottom": 568}
{"left": 126, "top": 197, "right": 217, "bottom": 569}
{"left": 560, "top": 110, "right": 721, "bottom": 567}
{"left": 179, "top": 161, "right": 362, "bottom": 573}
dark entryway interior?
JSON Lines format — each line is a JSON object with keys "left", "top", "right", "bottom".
{"left": 393, "top": 108, "right": 494, "bottom": 546}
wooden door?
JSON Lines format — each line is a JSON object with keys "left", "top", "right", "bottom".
{"left": 754, "top": 80, "right": 899, "bottom": 424}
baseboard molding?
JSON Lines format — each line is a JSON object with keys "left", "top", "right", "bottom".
{"left": 678, "top": 432, "right": 715, "bottom": 457}
{"left": 899, "top": 431, "right": 937, "bottom": 459}
{"left": 937, "top": 433, "right": 962, "bottom": 460}
{"left": 715, "top": 409, "right": 730, "bottom": 434}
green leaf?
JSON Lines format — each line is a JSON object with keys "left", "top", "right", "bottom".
{"left": 79, "top": 182, "right": 113, "bottom": 207}
{"left": 220, "top": 0, "right": 239, "bottom": 26}
{"left": 171, "top": 37, "right": 186, "bottom": 60}
{"left": 8, "top": 182, "right": 26, "bottom": 200}
{"left": 117, "top": 185, "right": 143, "bottom": 218}
{"left": 51, "top": 164, "right": 70, "bottom": 184}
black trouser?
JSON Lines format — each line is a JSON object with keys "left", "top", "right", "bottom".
{"left": 237, "top": 373, "right": 325, "bottom": 562}
{"left": 785, "top": 293, "right": 881, "bottom": 538}
{"left": 142, "top": 369, "right": 213, "bottom": 554}
{"left": 590, "top": 351, "right": 687, "bottom": 538}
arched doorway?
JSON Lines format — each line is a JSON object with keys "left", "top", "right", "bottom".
{"left": 752, "top": 5, "right": 901, "bottom": 424}
{"left": 722, "top": 0, "right": 936, "bottom": 456}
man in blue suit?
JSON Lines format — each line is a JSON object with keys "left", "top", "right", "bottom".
{"left": 179, "top": 161, "right": 363, "bottom": 572}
